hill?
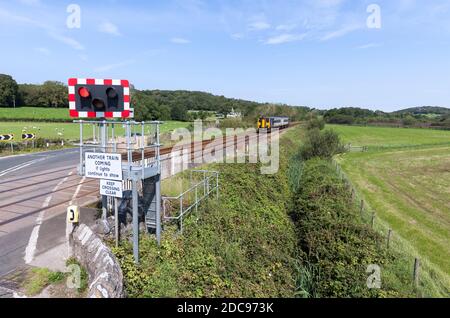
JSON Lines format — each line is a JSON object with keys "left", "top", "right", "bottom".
{"left": 392, "top": 106, "right": 450, "bottom": 116}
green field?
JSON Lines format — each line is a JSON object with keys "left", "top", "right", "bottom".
{"left": 334, "top": 125, "right": 450, "bottom": 292}
{"left": 0, "top": 121, "right": 191, "bottom": 141}
{"left": 0, "top": 107, "right": 71, "bottom": 121}
{"left": 329, "top": 124, "right": 450, "bottom": 148}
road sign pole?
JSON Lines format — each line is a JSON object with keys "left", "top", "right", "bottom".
{"left": 101, "top": 121, "right": 108, "bottom": 220}
{"left": 79, "top": 121, "right": 83, "bottom": 175}
{"left": 132, "top": 176, "right": 139, "bottom": 263}
{"left": 156, "top": 123, "right": 162, "bottom": 245}
{"left": 115, "top": 197, "right": 119, "bottom": 248}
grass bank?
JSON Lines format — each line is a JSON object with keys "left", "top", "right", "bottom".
{"left": 113, "top": 129, "right": 301, "bottom": 297}
{"left": 332, "top": 124, "right": 450, "bottom": 296}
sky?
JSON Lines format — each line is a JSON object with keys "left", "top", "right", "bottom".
{"left": 1, "top": 0, "right": 450, "bottom": 111}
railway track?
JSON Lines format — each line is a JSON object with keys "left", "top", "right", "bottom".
{"left": 123, "top": 123, "right": 297, "bottom": 162}
{"left": 0, "top": 124, "right": 297, "bottom": 229}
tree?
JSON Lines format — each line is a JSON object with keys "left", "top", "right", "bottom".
{"left": 39, "top": 81, "right": 68, "bottom": 107}
{"left": 170, "top": 103, "right": 188, "bottom": 121}
{"left": 0, "top": 74, "right": 18, "bottom": 107}
{"left": 18, "top": 84, "right": 41, "bottom": 106}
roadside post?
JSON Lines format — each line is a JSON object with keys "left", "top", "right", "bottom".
{"left": 0, "top": 134, "right": 15, "bottom": 153}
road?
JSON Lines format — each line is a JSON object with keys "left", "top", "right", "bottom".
{"left": 0, "top": 148, "right": 99, "bottom": 279}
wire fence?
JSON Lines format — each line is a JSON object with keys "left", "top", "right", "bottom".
{"left": 331, "top": 158, "right": 424, "bottom": 290}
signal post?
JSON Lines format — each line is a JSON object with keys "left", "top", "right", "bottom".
{"left": 68, "top": 78, "right": 162, "bottom": 263}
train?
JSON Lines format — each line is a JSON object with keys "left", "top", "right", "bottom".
{"left": 257, "top": 116, "right": 290, "bottom": 133}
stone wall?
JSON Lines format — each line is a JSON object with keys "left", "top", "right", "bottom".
{"left": 69, "top": 224, "right": 124, "bottom": 298}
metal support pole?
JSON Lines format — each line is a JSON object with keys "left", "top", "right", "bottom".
{"left": 156, "top": 174, "right": 161, "bottom": 245}
{"left": 155, "top": 123, "right": 162, "bottom": 245}
{"left": 101, "top": 121, "right": 107, "bottom": 220}
{"left": 79, "top": 122, "right": 83, "bottom": 175}
{"left": 115, "top": 197, "right": 119, "bottom": 248}
{"left": 132, "top": 177, "right": 139, "bottom": 264}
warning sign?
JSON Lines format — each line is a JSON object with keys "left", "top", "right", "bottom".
{"left": 85, "top": 152, "right": 122, "bottom": 181}
{"left": 100, "top": 179, "right": 123, "bottom": 198}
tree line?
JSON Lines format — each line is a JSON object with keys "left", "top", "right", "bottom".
{"left": 321, "top": 107, "right": 450, "bottom": 128}
{"left": 0, "top": 74, "right": 309, "bottom": 122}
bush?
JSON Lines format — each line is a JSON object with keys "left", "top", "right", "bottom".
{"left": 291, "top": 159, "right": 403, "bottom": 297}
{"left": 306, "top": 117, "right": 325, "bottom": 130}
{"left": 299, "top": 128, "right": 345, "bottom": 161}
{"left": 114, "top": 139, "right": 299, "bottom": 298}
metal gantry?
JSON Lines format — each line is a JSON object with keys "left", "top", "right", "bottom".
{"left": 75, "top": 119, "right": 162, "bottom": 263}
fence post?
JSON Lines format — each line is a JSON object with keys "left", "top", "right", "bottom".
{"left": 413, "top": 258, "right": 420, "bottom": 288}
{"left": 179, "top": 196, "right": 183, "bottom": 234}
{"left": 371, "top": 213, "right": 376, "bottom": 228}
{"left": 387, "top": 229, "right": 392, "bottom": 249}
{"left": 195, "top": 186, "right": 198, "bottom": 221}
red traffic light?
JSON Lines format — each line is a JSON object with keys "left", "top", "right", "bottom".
{"left": 78, "top": 87, "right": 90, "bottom": 98}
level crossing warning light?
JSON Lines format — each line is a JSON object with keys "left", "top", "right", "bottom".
{"left": 68, "top": 78, "right": 131, "bottom": 118}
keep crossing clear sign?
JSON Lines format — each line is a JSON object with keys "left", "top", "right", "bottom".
{"left": 100, "top": 179, "right": 123, "bottom": 198}
{"left": 85, "top": 152, "right": 122, "bottom": 181}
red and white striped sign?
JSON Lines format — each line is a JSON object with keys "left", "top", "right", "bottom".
{"left": 68, "top": 78, "right": 131, "bottom": 118}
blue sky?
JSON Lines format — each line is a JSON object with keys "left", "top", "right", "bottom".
{"left": 1, "top": 0, "right": 450, "bottom": 111}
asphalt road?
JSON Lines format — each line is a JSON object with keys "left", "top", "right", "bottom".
{"left": 0, "top": 147, "right": 99, "bottom": 279}
{"left": 0, "top": 148, "right": 80, "bottom": 179}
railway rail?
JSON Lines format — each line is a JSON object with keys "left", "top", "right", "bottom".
{"left": 0, "top": 123, "right": 297, "bottom": 228}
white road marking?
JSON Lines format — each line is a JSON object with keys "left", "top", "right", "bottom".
{"left": 24, "top": 171, "right": 74, "bottom": 264}
{"left": 0, "top": 157, "right": 48, "bottom": 177}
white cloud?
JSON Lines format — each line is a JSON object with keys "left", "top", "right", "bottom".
{"left": 48, "top": 32, "right": 84, "bottom": 50}
{"left": 94, "top": 59, "right": 135, "bottom": 72}
{"left": 357, "top": 43, "right": 383, "bottom": 49}
{"left": 276, "top": 24, "right": 297, "bottom": 31}
{"left": 264, "top": 33, "right": 306, "bottom": 45}
{"left": 0, "top": 8, "right": 85, "bottom": 51}
{"left": 35, "top": 47, "right": 50, "bottom": 55}
{"left": 79, "top": 54, "right": 88, "bottom": 62}
{"left": 320, "top": 24, "right": 362, "bottom": 41}
{"left": 18, "top": 0, "right": 41, "bottom": 6}
{"left": 98, "top": 21, "right": 121, "bottom": 36}
{"left": 231, "top": 33, "right": 244, "bottom": 40}
{"left": 170, "top": 37, "right": 191, "bottom": 44}
{"left": 248, "top": 21, "right": 271, "bottom": 31}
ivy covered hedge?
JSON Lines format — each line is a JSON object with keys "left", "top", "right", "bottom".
{"left": 113, "top": 155, "right": 299, "bottom": 297}
{"left": 291, "top": 158, "right": 410, "bottom": 298}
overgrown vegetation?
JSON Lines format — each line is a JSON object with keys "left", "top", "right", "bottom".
{"left": 22, "top": 268, "right": 66, "bottom": 296}
{"left": 291, "top": 158, "right": 405, "bottom": 297}
{"left": 113, "top": 137, "right": 300, "bottom": 297}
{"left": 113, "top": 123, "right": 447, "bottom": 298}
